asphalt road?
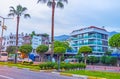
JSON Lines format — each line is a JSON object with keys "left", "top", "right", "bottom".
{"left": 0, "top": 66, "right": 78, "bottom": 79}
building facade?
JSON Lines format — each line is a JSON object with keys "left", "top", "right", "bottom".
{"left": 70, "top": 26, "right": 108, "bottom": 57}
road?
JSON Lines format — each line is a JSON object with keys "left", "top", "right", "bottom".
{"left": 0, "top": 66, "right": 78, "bottom": 79}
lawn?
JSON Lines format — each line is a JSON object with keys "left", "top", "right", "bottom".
{"left": 64, "top": 70, "right": 120, "bottom": 79}
{"left": 0, "top": 62, "right": 40, "bottom": 71}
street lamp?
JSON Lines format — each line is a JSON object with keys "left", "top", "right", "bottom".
{"left": 0, "top": 16, "right": 13, "bottom": 55}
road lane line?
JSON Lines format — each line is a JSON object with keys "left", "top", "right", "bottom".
{"left": 0, "top": 75, "right": 14, "bottom": 79}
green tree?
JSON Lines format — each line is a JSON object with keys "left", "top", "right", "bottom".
{"left": 88, "top": 56, "right": 99, "bottom": 65}
{"left": 36, "top": 45, "right": 49, "bottom": 62}
{"left": 105, "top": 50, "right": 112, "bottom": 56}
{"left": 101, "top": 56, "right": 106, "bottom": 64}
{"left": 19, "top": 44, "right": 32, "bottom": 57}
{"left": 30, "top": 31, "right": 36, "bottom": 38}
{"left": 8, "top": 5, "right": 30, "bottom": 63}
{"left": 6, "top": 46, "right": 16, "bottom": 54}
{"left": 75, "top": 54, "right": 83, "bottom": 63}
{"left": 54, "top": 47, "right": 66, "bottom": 71}
{"left": 109, "top": 33, "right": 120, "bottom": 50}
{"left": 54, "top": 41, "right": 70, "bottom": 50}
{"left": 78, "top": 46, "right": 92, "bottom": 64}
{"left": 37, "top": 0, "right": 68, "bottom": 60}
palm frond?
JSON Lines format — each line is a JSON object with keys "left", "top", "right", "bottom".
{"left": 59, "top": 0, "right": 68, "bottom": 3}
{"left": 57, "top": 1, "right": 64, "bottom": 8}
{"left": 24, "top": 14, "right": 31, "bottom": 18}
{"left": 22, "top": 7, "right": 27, "bottom": 12}
{"left": 37, "top": 0, "right": 47, "bottom": 3}
{"left": 8, "top": 13, "right": 15, "bottom": 17}
{"left": 47, "top": 1, "right": 53, "bottom": 7}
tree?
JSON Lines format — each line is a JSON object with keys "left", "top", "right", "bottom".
{"left": 6, "top": 46, "right": 16, "bottom": 54}
{"left": 105, "top": 50, "right": 112, "bottom": 56}
{"left": 109, "top": 33, "right": 120, "bottom": 50}
{"left": 36, "top": 45, "right": 48, "bottom": 62}
{"left": 88, "top": 56, "right": 99, "bottom": 65}
{"left": 78, "top": 46, "right": 92, "bottom": 64}
{"left": 19, "top": 44, "right": 32, "bottom": 59}
{"left": 8, "top": 4, "right": 30, "bottom": 63}
{"left": 30, "top": 31, "right": 36, "bottom": 38}
{"left": 54, "top": 47, "right": 66, "bottom": 71}
{"left": 37, "top": 0, "right": 68, "bottom": 60}
{"left": 54, "top": 41, "right": 70, "bottom": 50}
{"left": 75, "top": 54, "right": 83, "bottom": 63}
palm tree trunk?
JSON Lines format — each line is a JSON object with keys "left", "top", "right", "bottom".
{"left": 15, "top": 16, "right": 20, "bottom": 64}
{"left": 51, "top": 0, "right": 55, "bottom": 61}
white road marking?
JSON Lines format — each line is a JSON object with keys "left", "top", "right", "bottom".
{"left": 0, "top": 75, "right": 14, "bottom": 79}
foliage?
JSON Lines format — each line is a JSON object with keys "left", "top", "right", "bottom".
{"left": 78, "top": 46, "right": 92, "bottom": 64}
{"left": 54, "top": 41, "right": 71, "bottom": 50}
{"left": 101, "top": 56, "right": 106, "bottom": 64}
{"left": 37, "top": 0, "right": 68, "bottom": 8}
{"left": 101, "top": 56, "right": 117, "bottom": 66}
{"left": 105, "top": 50, "right": 112, "bottom": 56}
{"left": 22, "top": 61, "right": 33, "bottom": 65}
{"left": 54, "top": 47, "right": 66, "bottom": 55}
{"left": 87, "top": 56, "right": 99, "bottom": 65}
{"left": 19, "top": 44, "right": 32, "bottom": 54}
{"left": 30, "top": 31, "right": 36, "bottom": 38}
{"left": 36, "top": 45, "right": 48, "bottom": 54}
{"left": 39, "top": 62, "right": 56, "bottom": 70}
{"left": 109, "top": 33, "right": 120, "bottom": 50}
{"left": 74, "top": 54, "right": 83, "bottom": 63}
{"left": 6, "top": 46, "right": 16, "bottom": 54}
{"left": 42, "top": 33, "right": 49, "bottom": 37}
{"left": 78, "top": 46, "right": 92, "bottom": 54}
{"left": 110, "top": 57, "right": 117, "bottom": 65}
{"left": 65, "top": 70, "right": 120, "bottom": 79}
{"left": 39, "top": 62, "right": 86, "bottom": 70}
{"left": 8, "top": 4, "right": 30, "bottom": 18}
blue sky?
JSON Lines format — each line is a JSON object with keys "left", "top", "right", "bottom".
{"left": 0, "top": 0, "right": 120, "bottom": 36}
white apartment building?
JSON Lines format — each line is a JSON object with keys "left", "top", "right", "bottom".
{"left": 70, "top": 26, "right": 109, "bottom": 57}
{"left": 2, "top": 33, "right": 25, "bottom": 51}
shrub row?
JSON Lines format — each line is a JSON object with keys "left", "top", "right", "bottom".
{"left": 39, "top": 62, "right": 86, "bottom": 70}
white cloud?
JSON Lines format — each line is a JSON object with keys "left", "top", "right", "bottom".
{"left": 0, "top": 0, "right": 120, "bottom": 36}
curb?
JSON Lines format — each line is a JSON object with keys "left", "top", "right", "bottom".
{"left": 52, "top": 72, "right": 87, "bottom": 79}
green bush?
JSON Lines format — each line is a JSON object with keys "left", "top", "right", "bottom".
{"left": 38, "top": 62, "right": 86, "bottom": 70}
{"left": 22, "top": 61, "right": 33, "bottom": 65}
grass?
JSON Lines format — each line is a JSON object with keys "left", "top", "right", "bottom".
{"left": 64, "top": 70, "right": 120, "bottom": 79}
{"left": 0, "top": 62, "right": 40, "bottom": 71}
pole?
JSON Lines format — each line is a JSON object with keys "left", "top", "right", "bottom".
{"left": 0, "top": 16, "right": 13, "bottom": 56}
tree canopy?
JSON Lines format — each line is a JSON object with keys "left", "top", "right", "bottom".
{"left": 6, "top": 46, "right": 16, "bottom": 54}
{"left": 54, "top": 47, "right": 66, "bottom": 55}
{"left": 78, "top": 46, "right": 92, "bottom": 54}
{"left": 36, "top": 45, "right": 48, "bottom": 54}
{"left": 19, "top": 44, "right": 32, "bottom": 54}
{"left": 54, "top": 41, "right": 71, "bottom": 50}
{"left": 109, "top": 33, "right": 120, "bottom": 50}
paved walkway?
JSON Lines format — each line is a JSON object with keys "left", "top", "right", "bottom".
{"left": 87, "top": 65, "right": 120, "bottom": 72}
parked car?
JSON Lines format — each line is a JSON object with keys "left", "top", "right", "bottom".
{"left": 64, "top": 58, "right": 78, "bottom": 63}
{"left": 0, "top": 52, "right": 8, "bottom": 61}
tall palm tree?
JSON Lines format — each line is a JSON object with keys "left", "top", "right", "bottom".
{"left": 37, "top": 0, "right": 68, "bottom": 61}
{"left": 8, "top": 5, "right": 30, "bottom": 63}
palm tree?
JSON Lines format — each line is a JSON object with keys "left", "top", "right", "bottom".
{"left": 37, "top": 0, "right": 68, "bottom": 61}
{"left": 8, "top": 5, "right": 30, "bottom": 63}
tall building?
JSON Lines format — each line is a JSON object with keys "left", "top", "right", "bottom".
{"left": 2, "top": 33, "right": 25, "bottom": 51}
{"left": 70, "top": 26, "right": 108, "bottom": 57}
{"left": 31, "top": 34, "right": 49, "bottom": 53}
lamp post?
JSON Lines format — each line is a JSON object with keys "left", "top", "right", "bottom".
{"left": 0, "top": 16, "right": 13, "bottom": 56}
